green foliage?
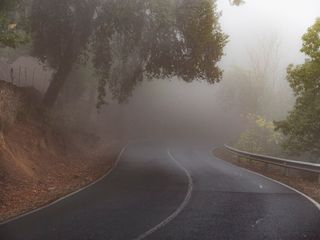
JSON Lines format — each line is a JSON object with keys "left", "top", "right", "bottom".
{"left": 301, "top": 18, "right": 320, "bottom": 62}
{"left": 31, "top": 0, "right": 96, "bottom": 70}
{"left": 275, "top": 19, "right": 320, "bottom": 156}
{"left": 236, "top": 114, "right": 283, "bottom": 154}
{"left": 93, "top": 0, "right": 227, "bottom": 108}
{"left": 30, "top": 0, "right": 98, "bottom": 106}
{"left": 0, "top": 0, "right": 29, "bottom": 48}
{"left": 5, "top": 0, "right": 226, "bottom": 108}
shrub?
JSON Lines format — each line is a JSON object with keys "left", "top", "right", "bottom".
{"left": 236, "top": 113, "right": 284, "bottom": 155}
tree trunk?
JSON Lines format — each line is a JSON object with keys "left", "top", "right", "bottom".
{"left": 42, "top": 64, "right": 72, "bottom": 108}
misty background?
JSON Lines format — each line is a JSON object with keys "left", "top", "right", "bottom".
{"left": 106, "top": 0, "right": 320, "bottom": 144}
{"left": 1, "top": 0, "right": 320, "bottom": 156}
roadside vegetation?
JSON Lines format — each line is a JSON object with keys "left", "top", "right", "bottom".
{"left": 221, "top": 18, "right": 320, "bottom": 163}
{"left": 275, "top": 19, "right": 320, "bottom": 160}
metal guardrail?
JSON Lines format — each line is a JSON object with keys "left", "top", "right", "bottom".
{"left": 224, "top": 145, "right": 320, "bottom": 183}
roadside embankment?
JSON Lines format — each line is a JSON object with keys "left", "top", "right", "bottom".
{"left": 0, "top": 81, "right": 121, "bottom": 222}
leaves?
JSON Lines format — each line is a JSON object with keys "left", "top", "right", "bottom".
{"left": 275, "top": 19, "right": 320, "bottom": 157}
{"left": 0, "top": 0, "right": 29, "bottom": 48}
{"left": 31, "top": 0, "right": 96, "bottom": 70}
{"left": 236, "top": 113, "right": 283, "bottom": 154}
{"left": 5, "top": 0, "right": 226, "bottom": 108}
{"left": 301, "top": 18, "right": 320, "bottom": 62}
{"left": 92, "top": 0, "right": 227, "bottom": 108}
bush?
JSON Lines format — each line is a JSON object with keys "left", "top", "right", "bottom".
{"left": 236, "top": 113, "right": 284, "bottom": 155}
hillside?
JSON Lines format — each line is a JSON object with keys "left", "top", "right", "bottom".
{"left": 0, "top": 81, "right": 120, "bottom": 222}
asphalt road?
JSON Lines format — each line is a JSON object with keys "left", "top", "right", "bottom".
{"left": 1, "top": 142, "right": 320, "bottom": 240}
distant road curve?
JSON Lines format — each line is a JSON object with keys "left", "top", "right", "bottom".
{"left": 1, "top": 142, "right": 319, "bottom": 240}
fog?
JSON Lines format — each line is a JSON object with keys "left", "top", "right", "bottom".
{"left": 1, "top": 0, "right": 319, "bottom": 146}
{"left": 98, "top": 0, "right": 320, "bottom": 143}
{"left": 218, "top": 0, "right": 320, "bottom": 67}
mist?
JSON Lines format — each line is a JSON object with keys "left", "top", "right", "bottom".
{"left": 97, "top": 0, "right": 320, "bottom": 145}
{"left": 1, "top": 0, "right": 320, "bottom": 236}
{"left": 1, "top": 0, "right": 319, "bottom": 151}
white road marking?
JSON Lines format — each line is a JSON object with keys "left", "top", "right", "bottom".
{"left": 0, "top": 144, "right": 128, "bottom": 226}
{"left": 212, "top": 148, "right": 320, "bottom": 210}
{"left": 244, "top": 167, "right": 320, "bottom": 210}
{"left": 251, "top": 217, "right": 264, "bottom": 228}
{"left": 133, "top": 149, "right": 194, "bottom": 240}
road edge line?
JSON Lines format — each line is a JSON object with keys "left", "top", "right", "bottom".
{"left": 133, "top": 149, "right": 193, "bottom": 240}
{"left": 0, "top": 144, "right": 128, "bottom": 226}
{"left": 211, "top": 148, "right": 320, "bottom": 210}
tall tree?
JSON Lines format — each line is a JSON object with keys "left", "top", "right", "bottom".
{"left": 31, "top": 0, "right": 97, "bottom": 107}
{"left": 30, "top": 0, "right": 227, "bottom": 108}
{"left": 276, "top": 19, "right": 320, "bottom": 157}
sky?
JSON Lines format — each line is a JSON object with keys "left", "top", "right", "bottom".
{"left": 217, "top": 0, "right": 320, "bottom": 69}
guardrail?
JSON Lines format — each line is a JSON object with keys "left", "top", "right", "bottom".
{"left": 224, "top": 145, "right": 320, "bottom": 183}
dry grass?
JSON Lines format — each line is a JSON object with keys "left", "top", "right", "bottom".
{"left": 213, "top": 147, "right": 320, "bottom": 204}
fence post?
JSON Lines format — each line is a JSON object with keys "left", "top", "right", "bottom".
{"left": 10, "top": 68, "right": 14, "bottom": 84}
{"left": 284, "top": 167, "right": 289, "bottom": 177}
{"left": 32, "top": 68, "right": 35, "bottom": 87}
{"left": 18, "top": 66, "right": 21, "bottom": 85}
{"left": 24, "top": 67, "right": 27, "bottom": 86}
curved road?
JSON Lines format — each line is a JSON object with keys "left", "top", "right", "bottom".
{"left": 1, "top": 142, "right": 319, "bottom": 239}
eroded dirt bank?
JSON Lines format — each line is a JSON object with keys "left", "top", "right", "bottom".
{"left": 0, "top": 81, "right": 121, "bottom": 222}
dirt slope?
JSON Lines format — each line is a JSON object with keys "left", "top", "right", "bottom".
{"left": 0, "top": 81, "right": 120, "bottom": 222}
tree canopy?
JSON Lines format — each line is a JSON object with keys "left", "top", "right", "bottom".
{"left": 275, "top": 19, "right": 320, "bottom": 156}
{"left": 92, "top": 0, "right": 227, "bottom": 108}
{"left": 30, "top": 0, "right": 97, "bottom": 106}
{"left": 28, "top": 0, "right": 227, "bottom": 108}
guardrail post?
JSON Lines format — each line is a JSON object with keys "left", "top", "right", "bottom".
{"left": 284, "top": 166, "right": 289, "bottom": 177}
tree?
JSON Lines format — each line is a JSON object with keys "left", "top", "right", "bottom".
{"left": 30, "top": 0, "right": 97, "bottom": 107}
{"left": 29, "top": 0, "right": 227, "bottom": 108}
{"left": 217, "top": 34, "right": 293, "bottom": 120}
{"left": 236, "top": 114, "right": 283, "bottom": 154}
{"left": 92, "top": 0, "right": 227, "bottom": 108}
{"left": 275, "top": 19, "right": 320, "bottom": 157}
{"left": 2, "top": 0, "right": 230, "bottom": 108}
